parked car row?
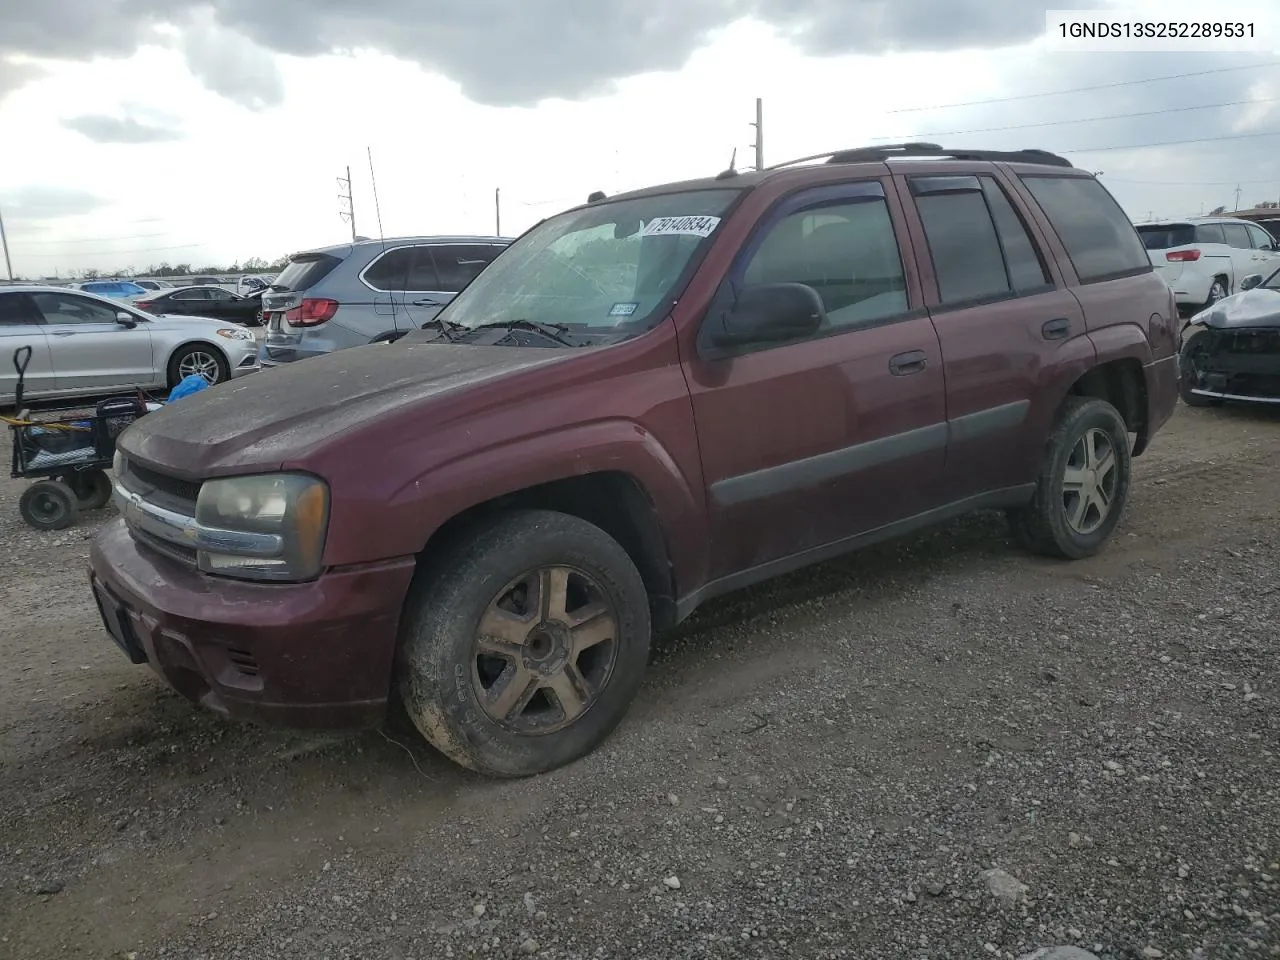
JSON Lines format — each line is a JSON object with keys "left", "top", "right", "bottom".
{"left": 0, "top": 285, "right": 260, "bottom": 404}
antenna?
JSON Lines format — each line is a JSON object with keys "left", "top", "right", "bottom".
{"left": 728, "top": 146, "right": 737, "bottom": 172}
{"left": 367, "top": 146, "right": 385, "bottom": 241}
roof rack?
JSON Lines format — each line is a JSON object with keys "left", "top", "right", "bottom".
{"left": 766, "top": 143, "right": 1074, "bottom": 170}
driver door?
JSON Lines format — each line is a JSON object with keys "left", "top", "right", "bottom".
{"left": 30, "top": 291, "right": 155, "bottom": 392}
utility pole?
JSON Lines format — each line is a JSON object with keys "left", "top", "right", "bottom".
{"left": 495, "top": 187, "right": 501, "bottom": 236}
{"left": 749, "top": 98, "right": 764, "bottom": 170}
{"left": 0, "top": 208, "right": 12, "bottom": 281}
{"left": 337, "top": 166, "right": 357, "bottom": 241}
{"left": 1234, "top": 184, "right": 1243, "bottom": 211}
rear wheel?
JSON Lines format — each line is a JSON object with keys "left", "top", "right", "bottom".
{"left": 397, "top": 510, "right": 651, "bottom": 777}
{"left": 19, "top": 480, "right": 80, "bottom": 531}
{"left": 1007, "top": 396, "right": 1131, "bottom": 560}
{"left": 1179, "top": 329, "right": 1221, "bottom": 407}
{"left": 168, "top": 344, "right": 228, "bottom": 387}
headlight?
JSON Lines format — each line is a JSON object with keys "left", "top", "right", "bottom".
{"left": 216, "top": 328, "right": 253, "bottom": 341}
{"left": 194, "top": 473, "right": 329, "bottom": 581}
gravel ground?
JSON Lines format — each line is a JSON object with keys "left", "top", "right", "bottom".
{"left": 0, "top": 400, "right": 1277, "bottom": 960}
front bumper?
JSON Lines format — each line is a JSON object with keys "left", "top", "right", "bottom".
{"left": 88, "top": 519, "right": 416, "bottom": 729}
{"left": 1181, "top": 325, "right": 1280, "bottom": 404}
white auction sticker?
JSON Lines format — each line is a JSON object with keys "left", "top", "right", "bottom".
{"left": 640, "top": 215, "right": 721, "bottom": 238}
{"left": 1044, "top": 5, "right": 1278, "bottom": 51}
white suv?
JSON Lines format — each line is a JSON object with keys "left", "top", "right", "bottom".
{"left": 1136, "top": 217, "right": 1280, "bottom": 314}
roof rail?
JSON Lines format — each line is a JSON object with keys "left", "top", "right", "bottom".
{"left": 766, "top": 143, "right": 1074, "bottom": 170}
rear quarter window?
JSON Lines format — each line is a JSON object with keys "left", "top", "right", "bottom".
{"left": 1020, "top": 176, "right": 1151, "bottom": 282}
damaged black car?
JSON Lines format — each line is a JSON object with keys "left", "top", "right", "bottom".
{"left": 1179, "top": 268, "right": 1280, "bottom": 407}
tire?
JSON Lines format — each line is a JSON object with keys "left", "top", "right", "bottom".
{"left": 1205, "top": 278, "right": 1228, "bottom": 308}
{"left": 19, "top": 480, "right": 80, "bottom": 531}
{"left": 397, "top": 509, "right": 652, "bottom": 777}
{"left": 1178, "top": 329, "right": 1220, "bottom": 407}
{"left": 61, "top": 470, "right": 114, "bottom": 510}
{"left": 167, "top": 344, "right": 229, "bottom": 388}
{"left": 1008, "top": 396, "right": 1132, "bottom": 560}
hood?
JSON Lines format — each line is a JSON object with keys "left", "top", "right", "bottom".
{"left": 120, "top": 340, "right": 576, "bottom": 476}
{"left": 1189, "top": 287, "right": 1280, "bottom": 330}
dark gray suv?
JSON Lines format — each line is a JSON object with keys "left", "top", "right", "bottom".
{"left": 260, "top": 235, "right": 510, "bottom": 366}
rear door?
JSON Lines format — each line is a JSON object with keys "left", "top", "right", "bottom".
{"left": 0, "top": 292, "right": 55, "bottom": 402}
{"left": 1220, "top": 222, "right": 1258, "bottom": 291}
{"left": 397, "top": 243, "right": 504, "bottom": 329}
{"left": 359, "top": 245, "right": 416, "bottom": 331}
{"left": 30, "top": 291, "right": 155, "bottom": 392}
{"left": 895, "top": 170, "right": 1089, "bottom": 500}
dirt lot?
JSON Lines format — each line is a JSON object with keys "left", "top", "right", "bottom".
{"left": 1, "top": 401, "right": 1278, "bottom": 960}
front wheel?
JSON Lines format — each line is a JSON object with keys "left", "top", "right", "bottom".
{"left": 168, "top": 344, "right": 228, "bottom": 388}
{"left": 397, "top": 510, "right": 652, "bottom": 777}
{"left": 1008, "top": 396, "right": 1132, "bottom": 560}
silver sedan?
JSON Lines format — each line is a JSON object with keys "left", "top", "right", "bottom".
{"left": 0, "top": 284, "right": 260, "bottom": 404}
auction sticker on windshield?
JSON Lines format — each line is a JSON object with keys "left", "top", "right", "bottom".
{"left": 608, "top": 302, "right": 639, "bottom": 317}
{"left": 641, "top": 216, "right": 721, "bottom": 238}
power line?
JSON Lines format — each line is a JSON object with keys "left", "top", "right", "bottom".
{"left": 888, "top": 60, "right": 1280, "bottom": 113}
{"left": 875, "top": 96, "right": 1280, "bottom": 140}
{"left": 1067, "top": 129, "right": 1280, "bottom": 153}
{"left": 1105, "top": 175, "right": 1280, "bottom": 186}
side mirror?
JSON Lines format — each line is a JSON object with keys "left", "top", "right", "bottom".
{"left": 1241, "top": 274, "right": 1263, "bottom": 291}
{"left": 708, "top": 282, "right": 825, "bottom": 347}
{"left": 115, "top": 311, "right": 138, "bottom": 328}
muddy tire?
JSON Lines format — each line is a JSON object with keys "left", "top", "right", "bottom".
{"left": 1178, "top": 329, "right": 1220, "bottom": 407}
{"left": 1008, "top": 396, "right": 1132, "bottom": 560}
{"left": 397, "top": 509, "right": 651, "bottom": 777}
{"left": 1205, "top": 277, "right": 1228, "bottom": 309}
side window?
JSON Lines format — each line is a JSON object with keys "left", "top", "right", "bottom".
{"left": 910, "top": 175, "right": 1013, "bottom": 304}
{"left": 175, "top": 288, "right": 210, "bottom": 300}
{"left": 363, "top": 247, "right": 416, "bottom": 290}
{"left": 31, "top": 293, "right": 120, "bottom": 325}
{"left": 206, "top": 288, "right": 235, "bottom": 301}
{"left": 741, "top": 191, "right": 908, "bottom": 331}
{"left": 431, "top": 244, "right": 500, "bottom": 292}
{"left": 1247, "top": 224, "right": 1275, "bottom": 249}
{"left": 981, "top": 177, "right": 1051, "bottom": 291}
{"left": 405, "top": 247, "right": 443, "bottom": 291}
{"left": 0, "top": 293, "right": 40, "bottom": 325}
{"left": 1221, "top": 223, "right": 1253, "bottom": 249}
{"left": 1019, "top": 175, "right": 1150, "bottom": 282}
{"left": 1195, "top": 223, "right": 1227, "bottom": 245}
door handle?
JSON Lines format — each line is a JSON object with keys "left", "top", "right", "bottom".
{"left": 1042, "top": 318, "right": 1070, "bottom": 340}
{"left": 413, "top": 297, "right": 442, "bottom": 307}
{"left": 889, "top": 350, "right": 928, "bottom": 375}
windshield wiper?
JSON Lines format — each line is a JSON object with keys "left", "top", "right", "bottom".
{"left": 471, "top": 318, "right": 577, "bottom": 346}
{"left": 421, "top": 316, "right": 469, "bottom": 342}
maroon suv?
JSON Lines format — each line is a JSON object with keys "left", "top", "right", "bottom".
{"left": 90, "top": 143, "right": 1179, "bottom": 777}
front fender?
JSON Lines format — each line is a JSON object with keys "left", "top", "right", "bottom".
{"left": 325, "top": 418, "right": 710, "bottom": 593}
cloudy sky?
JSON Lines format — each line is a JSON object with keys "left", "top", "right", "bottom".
{"left": 2, "top": 0, "right": 1280, "bottom": 278}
